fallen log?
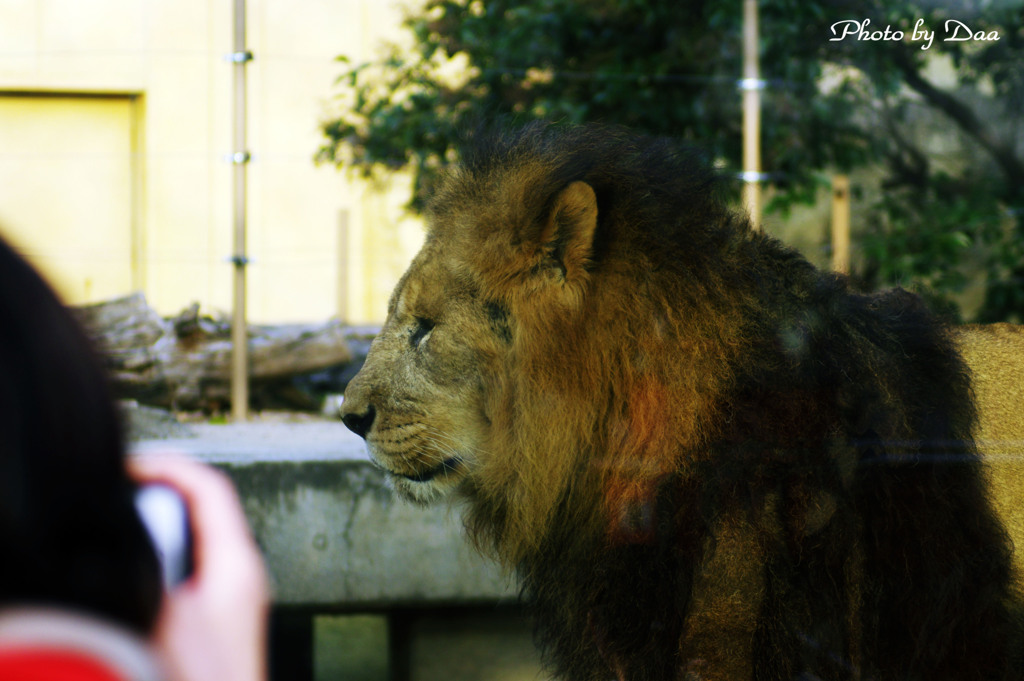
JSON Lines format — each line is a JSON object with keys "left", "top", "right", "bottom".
{"left": 73, "top": 293, "right": 358, "bottom": 412}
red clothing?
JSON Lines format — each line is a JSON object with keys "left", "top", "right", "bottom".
{"left": 0, "top": 609, "right": 163, "bottom": 681}
{"left": 0, "top": 649, "right": 126, "bottom": 681}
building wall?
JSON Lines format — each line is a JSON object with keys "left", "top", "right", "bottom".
{"left": 0, "top": 0, "right": 424, "bottom": 324}
{"left": 0, "top": 93, "right": 139, "bottom": 303}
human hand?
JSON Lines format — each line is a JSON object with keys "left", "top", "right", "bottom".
{"left": 129, "top": 455, "right": 269, "bottom": 681}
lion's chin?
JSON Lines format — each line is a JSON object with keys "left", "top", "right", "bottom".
{"left": 389, "top": 471, "right": 464, "bottom": 505}
{"left": 385, "top": 457, "right": 466, "bottom": 505}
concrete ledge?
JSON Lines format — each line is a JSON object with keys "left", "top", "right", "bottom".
{"left": 134, "top": 422, "right": 516, "bottom": 607}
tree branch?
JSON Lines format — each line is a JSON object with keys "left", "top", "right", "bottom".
{"left": 890, "top": 50, "right": 1024, "bottom": 198}
{"left": 879, "top": 97, "right": 929, "bottom": 191}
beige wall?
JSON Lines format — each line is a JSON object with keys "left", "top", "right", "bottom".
{"left": 0, "top": 0, "right": 424, "bottom": 324}
{"left": 0, "top": 94, "right": 139, "bottom": 303}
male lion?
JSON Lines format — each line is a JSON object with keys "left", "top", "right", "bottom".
{"left": 341, "top": 123, "right": 1024, "bottom": 681}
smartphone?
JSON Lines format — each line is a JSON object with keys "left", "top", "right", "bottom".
{"left": 135, "top": 484, "right": 194, "bottom": 589}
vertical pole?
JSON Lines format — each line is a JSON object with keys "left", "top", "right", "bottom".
{"left": 231, "top": 0, "right": 251, "bottom": 421}
{"left": 741, "top": 0, "right": 763, "bottom": 230}
{"left": 831, "top": 175, "right": 851, "bottom": 274}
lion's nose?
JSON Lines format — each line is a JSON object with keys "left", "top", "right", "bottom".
{"left": 342, "top": 404, "right": 376, "bottom": 439}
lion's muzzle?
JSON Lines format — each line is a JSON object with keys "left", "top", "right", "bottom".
{"left": 341, "top": 402, "right": 375, "bottom": 439}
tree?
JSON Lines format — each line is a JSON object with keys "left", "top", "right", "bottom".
{"left": 318, "top": 0, "right": 1024, "bottom": 322}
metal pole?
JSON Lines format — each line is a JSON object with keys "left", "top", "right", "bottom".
{"left": 831, "top": 175, "right": 851, "bottom": 274}
{"left": 741, "top": 0, "right": 763, "bottom": 230}
{"left": 230, "top": 0, "right": 252, "bottom": 421}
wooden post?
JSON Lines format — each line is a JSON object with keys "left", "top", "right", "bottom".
{"left": 741, "top": 0, "right": 763, "bottom": 230}
{"left": 831, "top": 175, "right": 851, "bottom": 274}
{"left": 230, "top": 0, "right": 252, "bottom": 421}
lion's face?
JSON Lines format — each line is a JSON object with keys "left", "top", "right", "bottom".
{"left": 342, "top": 176, "right": 600, "bottom": 507}
{"left": 340, "top": 240, "right": 511, "bottom": 504}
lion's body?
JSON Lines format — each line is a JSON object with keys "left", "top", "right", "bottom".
{"left": 958, "top": 324, "right": 1024, "bottom": 577}
{"left": 342, "top": 124, "right": 1024, "bottom": 681}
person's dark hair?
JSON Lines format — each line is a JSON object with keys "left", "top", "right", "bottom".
{"left": 0, "top": 233, "right": 161, "bottom": 633}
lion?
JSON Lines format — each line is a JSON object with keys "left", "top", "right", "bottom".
{"left": 341, "top": 123, "right": 1024, "bottom": 681}
{"left": 956, "top": 324, "right": 1024, "bottom": 565}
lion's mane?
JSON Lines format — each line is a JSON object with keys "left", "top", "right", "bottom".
{"left": 432, "top": 124, "right": 1023, "bottom": 681}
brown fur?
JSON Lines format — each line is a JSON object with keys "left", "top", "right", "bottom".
{"left": 342, "top": 123, "right": 1024, "bottom": 681}
{"left": 957, "top": 324, "right": 1024, "bottom": 573}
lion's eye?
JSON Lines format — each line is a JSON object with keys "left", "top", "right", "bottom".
{"left": 410, "top": 317, "right": 435, "bottom": 349}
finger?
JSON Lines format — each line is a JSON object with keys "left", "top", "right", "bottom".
{"left": 128, "top": 455, "right": 266, "bottom": 589}
{"left": 129, "top": 455, "right": 246, "bottom": 537}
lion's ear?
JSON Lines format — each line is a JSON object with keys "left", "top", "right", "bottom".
{"left": 539, "top": 181, "right": 598, "bottom": 284}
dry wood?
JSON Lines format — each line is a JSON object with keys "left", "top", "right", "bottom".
{"left": 74, "top": 293, "right": 354, "bottom": 411}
